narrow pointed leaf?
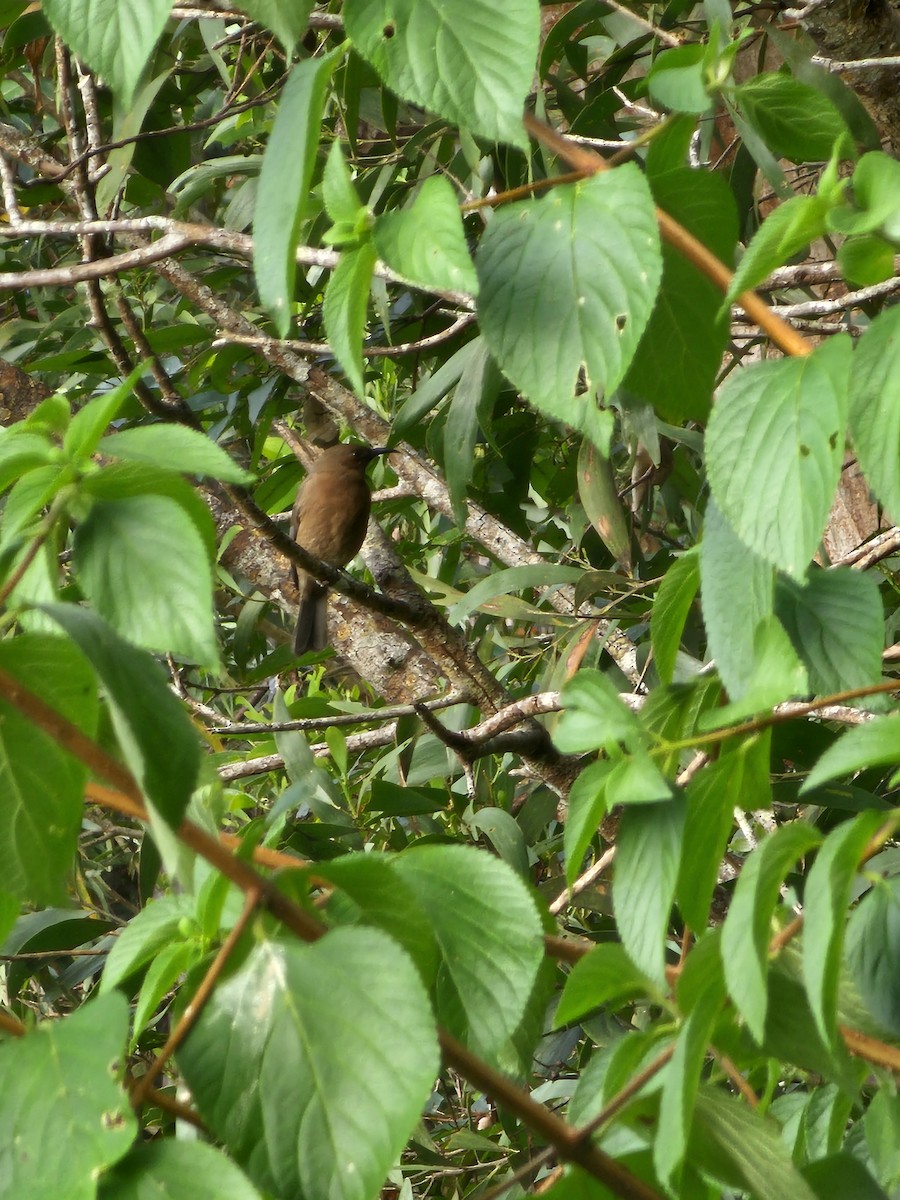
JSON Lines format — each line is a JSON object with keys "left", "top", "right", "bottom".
{"left": 254, "top": 51, "right": 342, "bottom": 335}
{"left": 722, "top": 822, "right": 823, "bottom": 1041}
{"left": 613, "top": 796, "right": 685, "bottom": 988}
{"left": 323, "top": 241, "right": 377, "bottom": 395}
{"left": 803, "top": 812, "right": 884, "bottom": 1049}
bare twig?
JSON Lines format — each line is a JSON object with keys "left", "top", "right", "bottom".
{"left": 767, "top": 277, "right": 900, "bottom": 317}
{"left": 835, "top": 527, "right": 900, "bottom": 569}
{"left": 0, "top": 152, "right": 21, "bottom": 221}
{"left": 549, "top": 846, "right": 615, "bottom": 916}
{"left": 812, "top": 54, "right": 900, "bottom": 72}
{"left": 210, "top": 693, "right": 466, "bottom": 736}
{"left": 213, "top": 312, "right": 476, "bottom": 358}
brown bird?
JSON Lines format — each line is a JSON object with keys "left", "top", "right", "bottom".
{"left": 289, "top": 442, "right": 391, "bottom": 656}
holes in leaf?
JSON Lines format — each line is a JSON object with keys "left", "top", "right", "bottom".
{"left": 799, "top": 443, "right": 811, "bottom": 457}
{"left": 615, "top": 314, "right": 627, "bottom": 332}
{"left": 383, "top": 22, "right": 396, "bottom": 38}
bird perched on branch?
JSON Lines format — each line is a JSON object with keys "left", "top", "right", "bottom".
{"left": 290, "top": 442, "right": 391, "bottom": 656}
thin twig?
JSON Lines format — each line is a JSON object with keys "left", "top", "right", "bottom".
{"left": 549, "top": 846, "right": 615, "bottom": 916}
{"left": 213, "top": 313, "right": 476, "bottom": 358}
{"left": 812, "top": 54, "right": 900, "bottom": 72}
{"left": 0, "top": 152, "right": 21, "bottom": 221}
{"left": 210, "top": 693, "right": 466, "bottom": 736}
{"left": 767, "top": 277, "right": 900, "bottom": 318}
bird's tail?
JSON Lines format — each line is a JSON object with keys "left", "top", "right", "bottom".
{"left": 293, "top": 584, "right": 329, "bottom": 655}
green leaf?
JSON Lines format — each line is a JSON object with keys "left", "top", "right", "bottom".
{"left": 606, "top": 753, "right": 674, "bottom": 806}
{"left": 802, "top": 811, "right": 884, "bottom": 1049}
{"left": 853, "top": 153, "right": 900, "bottom": 239}
{"left": 98, "top": 425, "right": 254, "bottom": 484}
{"left": 700, "top": 499, "right": 774, "bottom": 698}
{"left": 690, "top": 1085, "right": 819, "bottom": 1200}
{"left": 647, "top": 44, "right": 710, "bottom": 114}
{"left": 701, "top": 614, "right": 808, "bottom": 727}
{"left": 706, "top": 336, "right": 851, "bottom": 579}
{"left": 655, "top": 978, "right": 723, "bottom": 1187}
{"left": 555, "top": 943, "right": 655, "bottom": 1026}
{"left": 393, "top": 338, "right": 483, "bottom": 436}
{"left": 734, "top": 73, "right": 849, "bottom": 162}
{"left": 42, "top": 0, "right": 170, "bottom": 108}
{"left": 234, "top": 0, "right": 313, "bottom": 55}
{"left": 467, "top": 807, "right": 529, "bottom": 878}
{"left": 366, "top": 781, "right": 447, "bottom": 816}
{"left": 133, "top": 939, "right": 202, "bottom": 1041}
{"left": 766, "top": 25, "right": 881, "bottom": 154}
{"left": 850, "top": 305, "right": 900, "bottom": 520}
{"left": 0, "top": 993, "right": 135, "bottom": 1200}
{"left": 177, "top": 930, "right": 439, "bottom": 1200}
{"left": 727, "top": 194, "right": 830, "bottom": 303}
{"left": 613, "top": 796, "right": 685, "bottom": 988}
{"left": 73, "top": 493, "right": 219, "bottom": 668}
{"left": 322, "top": 140, "right": 363, "bottom": 226}
{"left": 563, "top": 760, "right": 613, "bottom": 888}
{"left": 802, "top": 714, "right": 900, "bottom": 793}
{"left": 392, "top": 844, "right": 543, "bottom": 1062}
{"left": 0, "top": 463, "right": 70, "bottom": 555}
{"left": 651, "top": 549, "right": 699, "bottom": 685}
{"left": 312, "top": 853, "right": 439, "bottom": 984}
{"left": 63, "top": 367, "right": 141, "bottom": 460}
{"left": 2, "top": 910, "right": 117, "bottom": 1004}
{"left": 254, "top": 49, "right": 342, "bottom": 336}
{"left": 721, "top": 821, "right": 823, "bottom": 1041}
{"left": 374, "top": 175, "right": 478, "bottom": 295}
{"left": 775, "top": 567, "right": 883, "bottom": 696}
{"left": 476, "top": 168, "right": 661, "bottom": 449}
{"left": 763, "top": 960, "right": 860, "bottom": 1093}
{"left": 99, "top": 893, "right": 195, "bottom": 995}
{"left": 838, "top": 233, "right": 895, "bottom": 287}
{"left": 625, "top": 167, "right": 737, "bottom": 423}
{"left": 343, "top": 0, "right": 539, "bottom": 148}
{"left": 99, "top": 1139, "right": 265, "bottom": 1200}
{"left": 577, "top": 436, "right": 630, "bottom": 569}
{"left": 449, "top": 563, "right": 584, "bottom": 625}
{"left": 677, "top": 751, "right": 749, "bottom": 931}
{"left": 322, "top": 240, "right": 377, "bottom": 395}
{"left": 0, "top": 428, "right": 56, "bottom": 496}
{"left": 444, "top": 338, "right": 493, "bottom": 527}
{"left": 43, "top": 605, "right": 201, "bottom": 830}
{"left": 829, "top": 152, "right": 900, "bottom": 237}
{"left": 22, "top": 393, "right": 71, "bottom": 438}
{"left": 846, "top": 875, "right": 900, "bottom": 1037}
{"left": 863, "top": 1089, "right": 900, "bottom": 1193}
{"left": 78, "top": 460, "right": 218, "bottom": 561}
{"left": 0, "top": 635, "right": 97, "bottom": 904}
{"left": 555, "top": 669, "right": 643, "bottom": 754}
{"left": 804, "top": 1153, "right": 890, "bottom": 1200}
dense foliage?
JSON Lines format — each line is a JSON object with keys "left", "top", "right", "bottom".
{"left": 1, "top": 3, "right": 900, "bottom": 1199}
